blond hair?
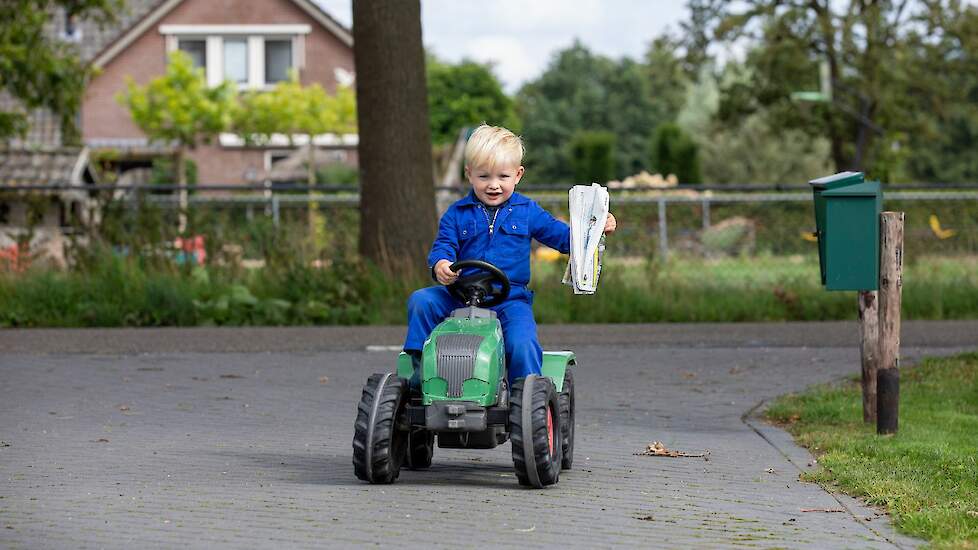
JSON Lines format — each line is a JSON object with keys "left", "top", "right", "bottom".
{"left": 464, "top": 124, "right": 524, "bottom": 171}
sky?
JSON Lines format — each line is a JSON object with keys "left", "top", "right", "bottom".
{"left": 314, "top": 1, "right": 690, "bottom": 93}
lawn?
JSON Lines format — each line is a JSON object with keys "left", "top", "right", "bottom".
{"left": 766, "top": 352, "right": 978, "bottom": 548}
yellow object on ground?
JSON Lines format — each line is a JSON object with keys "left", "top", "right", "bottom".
{"left": 929, "top": 215, "right": 956, "bottom": 239}
{"left": 533, "top": 247, "right": 564, "bottom": 262}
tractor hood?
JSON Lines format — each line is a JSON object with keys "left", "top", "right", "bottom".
{"left": 421, "top": 316, "right": 504, "bottom": 406}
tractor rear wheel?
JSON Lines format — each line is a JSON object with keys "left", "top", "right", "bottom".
{"left": 405, "top": 429, "right": 434, "bottom": 469}
{"left": 558, "top": 368, "right": 575, "bottom": 469}
{"left": 509, "top": 375, "right": 561, "bottom": 488}
{"left": 352, "top": 373, "right": 408, "bottom": 483}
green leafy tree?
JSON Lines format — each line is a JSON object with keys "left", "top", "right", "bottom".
{"left": 236, "top": 74, "right": 357, "bottom": 248}
{"left": 569, "top": 131, "right": 616, "bottom": 184}
{"left": 516, "top": 42, "right": 663, "bottom": 182}
{"left": 699, "top": 112, "right": 833, "bottom": 184}
{"left": 238, "top": 75, "right": 356, "bottom": 185}
{"left": 118, "top": 50, "right": 236, "bottom": 232}
{"left": 0, "top": 0, "right": 121, "bottom": 142}
{"left": 644, "top": 35, "right": 690, "bottom": 124}
{"left": 700, "top": 0, "right": 976, "bottom": 175}
{"left": 426, "top": 56, "right": 516, "bottom": 145}
{"left": 902, "top": 5, "right": 978, "bottom": 182}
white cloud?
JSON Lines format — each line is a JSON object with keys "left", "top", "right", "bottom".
{"left": 460, "top": 36, "right": 539, "bottom": 90}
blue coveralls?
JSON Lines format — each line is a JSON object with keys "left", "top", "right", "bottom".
{"left": 404, "top": 191, "right": 570, "bottom": 382}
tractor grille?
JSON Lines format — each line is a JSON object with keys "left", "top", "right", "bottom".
{"left": 435, "top": 334, "right": 484, "bottom": 398}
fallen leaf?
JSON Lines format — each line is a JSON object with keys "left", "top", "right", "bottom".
{"left": 95, "top": 438, "right": 109, "bottom": 443}
{"left": 635, "top": 441, "right": 709, "bottom": 458}
{"left": 636, "top": 515, "right": 655, "bottom": 522}
{"left": 220, "top": 374, "right": 245, "bottom": 379}
{"left": 319, "top": 376, "right": 330, "bottom": 385}
{"left": 515, "top": 525, "right": 535, "bottom": 532}
{"left": 681, "top": 372, "right": 697, "bottom": 380}
{"left": 117, "top": 405, "right": 130, "bottom": 412}
{"left": 801, "top": 508, "right": 844, "bottom": 513}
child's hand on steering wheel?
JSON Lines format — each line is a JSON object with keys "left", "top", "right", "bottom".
{"left": 434, "top": 259, "right": 459, "bottom": 285}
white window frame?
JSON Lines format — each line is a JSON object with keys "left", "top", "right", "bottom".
{"left": 162, "top": 25, "right": 306, "bottom": 90}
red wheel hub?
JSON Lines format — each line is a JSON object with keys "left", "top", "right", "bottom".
{"left": 546, "top": 405, "right": 555, "bottom": 455}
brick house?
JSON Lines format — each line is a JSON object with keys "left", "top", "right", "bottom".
{"left": 77, "top": 0, "right": 357, "bottom": 185}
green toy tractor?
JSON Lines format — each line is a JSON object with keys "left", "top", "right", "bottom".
{"left": 352, "top": 260, "right": 576, "bottom": 488}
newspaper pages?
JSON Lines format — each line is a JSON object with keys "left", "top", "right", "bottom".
{"left": 561, "top": 183, "right": 610, "bottom": 294}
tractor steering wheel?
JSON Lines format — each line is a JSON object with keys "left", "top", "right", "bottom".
{"left": 447, "top": 260, "right": 511, "bottom": 308}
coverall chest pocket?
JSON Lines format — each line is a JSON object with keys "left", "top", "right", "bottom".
{"left": 497, "top": 213, "right": 530, "bottom": 257}
{"left": 458, "top": 219, "right": 476, "bottom": 241}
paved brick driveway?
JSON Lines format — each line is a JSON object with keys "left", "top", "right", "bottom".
{"left": 1, "top": 322, "right": 974, "bottom": 548}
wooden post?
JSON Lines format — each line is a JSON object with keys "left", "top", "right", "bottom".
{"left": 858, "top": 290, "right": 879, "bottom": 424}
{"left": 877, "top": 211, "right": 904, "bottom": 435}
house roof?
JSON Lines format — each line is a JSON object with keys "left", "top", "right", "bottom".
{"left": 0, "top": 93, "right": 62, "bottom": 148}
{"left": 0, "top": 147, "right": 90, "bottom": 192}
{"left": 48, "top": 0, "right": 164, "bottom": 62}
{"left": 85, "top": 0, "right": 353, "bottom": 69}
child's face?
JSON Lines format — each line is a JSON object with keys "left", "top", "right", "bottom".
{"left": 466, "top": 163, "right": 524, "bottom": 206}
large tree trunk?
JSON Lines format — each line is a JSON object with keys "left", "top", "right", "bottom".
{"left": 353, "top": 0, "right": 436, "bottom": 274}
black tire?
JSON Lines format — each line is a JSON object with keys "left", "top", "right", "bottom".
{"left": 405, "top": 429, "right": 434, "bottom": 469}
{"left": 558, "top": 368, "right": 575, "bottom": 470}
{"left": 509, "top": 375, "right": 561, "bottom": 488}
{"left": 352, "top": 373, "right": 408, "bottom": 483}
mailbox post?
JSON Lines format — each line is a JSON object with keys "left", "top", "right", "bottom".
{"left": 810, "top": 172, "right": 901, "bottom": 434}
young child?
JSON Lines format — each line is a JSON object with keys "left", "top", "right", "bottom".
{"left": 403, "top": 124, "right": 617, "bottom": 388}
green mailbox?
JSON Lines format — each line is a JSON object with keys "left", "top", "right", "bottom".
{"left": 809, "top": 172, "right": 882, "bottom": 291}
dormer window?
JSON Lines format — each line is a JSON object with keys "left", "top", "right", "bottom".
{"left": 61, "top": 12, "right": 82, "bottom": 42}
{"left": 161, "top": 24, "right": 308, "bottom": 89}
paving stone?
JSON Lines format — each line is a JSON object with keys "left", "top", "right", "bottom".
{"left": 0, "top": 327, "right": 972, "bottom": 548}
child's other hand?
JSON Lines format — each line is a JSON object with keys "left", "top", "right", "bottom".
{"left": 603, "top": 212, "right": 617, "bottom": 235}
{"left": 434, "top": 259, "right": 459, "bottom": 285}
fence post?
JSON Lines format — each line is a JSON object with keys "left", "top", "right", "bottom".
{"left": 271, "top": 193, "right": 280, "bottom": 228}
{"left": 877, "top": 211, "right": 904, "bottom": 435}
{"left": 658, "top": 198, "right": 669, "bottom": 259}
{"left": 702, "top": 197, "right": 711, "bottom": 229}
{"left": 858, "top": 290, "right": 879, "bottom": 423}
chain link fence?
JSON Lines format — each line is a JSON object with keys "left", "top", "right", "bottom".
{"left": 3, "top": 183, "right": 977, "bottom": 267}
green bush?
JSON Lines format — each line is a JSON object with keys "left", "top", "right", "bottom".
{"left": 649, "top": 123, "right": 701, "bottom": 183}
{"left": 569, "top": 131, "right": 616, "bottom": 184}
{"left": 3, "top": 254, "right": 977, "bottom": 327}
{"left": 316, "top": 163, "right": 359, "bottom": 185}
{"left": 150, "top": 156, "right": 198, "bottom": 186}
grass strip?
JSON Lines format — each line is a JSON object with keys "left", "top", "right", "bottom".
{"left": 766, "top": 352, "right": 978, "bottom": 548}
{"left": 2, "top": 254, "right": 978, "bottom": 327}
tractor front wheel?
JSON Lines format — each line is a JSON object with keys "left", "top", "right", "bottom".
{"left": 509, "top": 375, "right": 561, "bottom": 488}
{"left": 352, "top": 373, "right": 408, "bottom": 483}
